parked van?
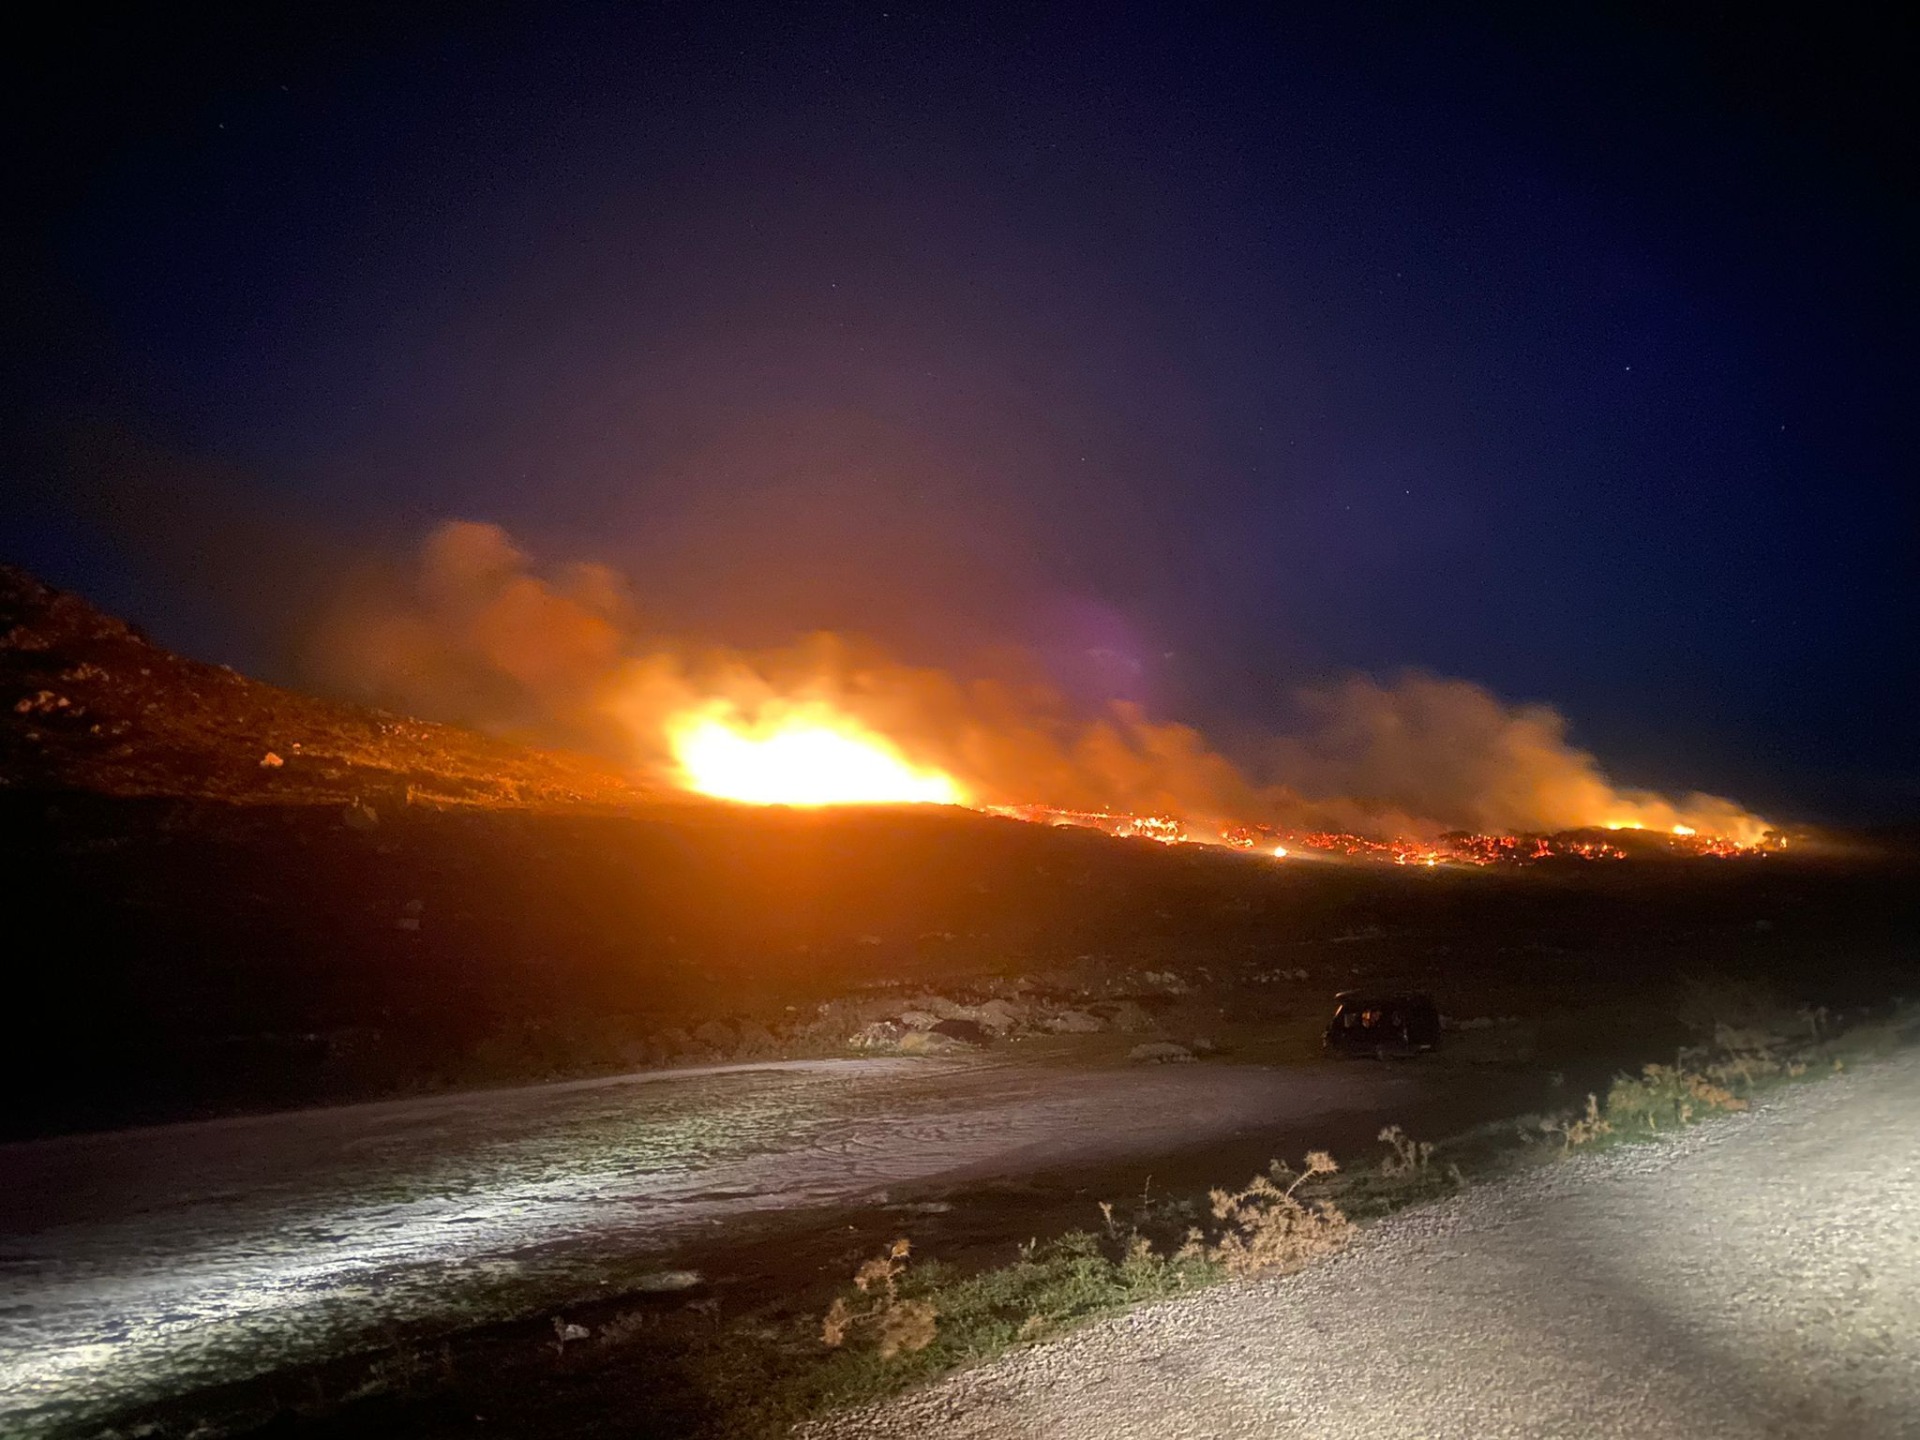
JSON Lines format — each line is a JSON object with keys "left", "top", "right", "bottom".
{"left": 1324, "top": 990, "right": 1441, "bottom": 1057}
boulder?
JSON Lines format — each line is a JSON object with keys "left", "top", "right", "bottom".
{"left": 1044, "top": 1009, "right": 1106, "bottom": 1034}
{"left": 929, "top": 1017, "right": 991, "bottom": 1046}
{"left": 851, "top": 1020, "right": 906, "bottom": 1051}
{"left": 973, "top": 998, "right": 1030, "bottom": 1034}
{"left": 692, "top": 1020, "right": 736, "bottom": 1052}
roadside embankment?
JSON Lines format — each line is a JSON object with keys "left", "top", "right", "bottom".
{"left": 812, "top": 1046, "right": 1920, "bottom": 1439}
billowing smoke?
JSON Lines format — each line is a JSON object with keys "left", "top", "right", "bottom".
{"left": 308, "top": 521, "right": 634, "bottom": 746}
{"left": 310, "top": 521, "right": 1767, "bottom": 840}
{"left": 1270, "top": 674, "right": 1766, "bottom": 840}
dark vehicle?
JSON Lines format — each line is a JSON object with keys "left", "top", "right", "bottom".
{"left": 1324, "top": 990, "right": 1442, "bottom": 1057}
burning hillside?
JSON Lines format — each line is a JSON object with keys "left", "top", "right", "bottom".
{"left": 992, "top": 805, "right": 1778, "bottom": 864}
{"left": 308, "top": 522, "right": 1775, "bottom": 855}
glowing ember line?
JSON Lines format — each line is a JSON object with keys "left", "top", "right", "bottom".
{"left": 990, "top": 805, "right": 1776, "bottom": 864}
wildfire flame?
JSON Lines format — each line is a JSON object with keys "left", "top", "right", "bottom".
{"left": 319, "top": 523, "right": 1779, "bottom": 851}
{"left": 666, "top": 701, "right": 968, "bottom": 807}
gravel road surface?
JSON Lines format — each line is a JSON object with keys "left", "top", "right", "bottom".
{"left": 1, "top": 1056, "right": 1438, "bottom": 1436}
{"left": 814, "top": 1050, "right": 1920, "bottom": 1439}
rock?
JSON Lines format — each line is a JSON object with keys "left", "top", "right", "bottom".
{"left": 692, "top": 1020, "right": 736, "bottom": 1051}
{"left": 896, "top": 1009, "right": 943, "bottom": 1031}
{"left": 1251, "top": 966, "right": 1310, "bottom": 984}
{"left": 14, "top": 690, "right": 71, "bottom": 716}
{"left": 851, "top": 1020, "right": 906, "bottom": 1051}
{"left": 1103, "top": 1001, "right": 1155, "bottom": 1033}
{"left": 553, "top": 1318, "right": 590, "bottom": 1345}
{"left": 342, "top": 802, "right": 379, "bottom": 831}
{"left": 1127, "top": 1042, "right": 1196, "bottom": 1064}
{"left": 1136, "top": 970, "right": 1192, "bottom": 995}
{"left": 930, "top": 1018, "right": 991, "bottom": 1046}
{"left": 632, "top": 1269, "right": 704, "bottom": 1293}
{"left": 973, "top": 998, "right": 1030, "bottom": 1034}
{"left": 259, "top": 751, "right": 284, "bottom": 768}
{"left": 1044, "top": 1009, "right": 1106, "bottom": 1034}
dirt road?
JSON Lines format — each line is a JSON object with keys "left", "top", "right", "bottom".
{"left": 2, "top": 1054, "right": 1466, "bottom": 1437}
{"left": 815, "top": 1050, "right": 1920, "bottom": 1440}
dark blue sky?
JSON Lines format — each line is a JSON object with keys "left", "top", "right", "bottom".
{"left": 5, "top": 3, "right": 1914, "bottom": 820}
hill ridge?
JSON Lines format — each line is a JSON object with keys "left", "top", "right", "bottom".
{"left": 0, "top": 564, "right": 641, "bottom": 808}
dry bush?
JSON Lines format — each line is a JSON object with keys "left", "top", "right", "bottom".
{"left": 1546, "top": 1093, "right": 1613, "bottom": 1151}
{"left": 820, "top": 1239, "right": 939, "bottom": 1359}
{"left": 1203, "top": 1152, "right": 1354, "bottom": 1277}
{"left": 1377, "top": 1125, "right": 1433, "bottom": 1177}
{"left": 876, "top": 1299, "right": 939, "bottom": 1359}
{"left": 1608, "top": 1062, "right": 1748, "bottom": 1131}
{"left": 1701, "top": 1023, "right": 1809, "bottom": 1089}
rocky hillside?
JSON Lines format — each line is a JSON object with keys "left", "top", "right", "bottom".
{"left": 0, "top": 565, "right": 640, "bottom": 808}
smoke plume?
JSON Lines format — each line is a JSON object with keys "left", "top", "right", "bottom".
{"left": 309, "top": 521, "right": 1767, "bottom": 840}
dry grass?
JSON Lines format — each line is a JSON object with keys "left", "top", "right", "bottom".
{"left": 1544, "top": 999, "right": 1920, "bottom": 1153}
{"left": 1376, "top": 1125, "right": 1433, "bottom": 1177}
{"left": 1547, "top": 1092, "right": 1614, "bottom": 1151}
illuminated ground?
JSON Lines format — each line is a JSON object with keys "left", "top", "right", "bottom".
{"left": 0, "top": 1054, "right": 1463, "bottom": 1436}
{"left": 814, "top": 1049, "right": 1920, "bottom": 1440}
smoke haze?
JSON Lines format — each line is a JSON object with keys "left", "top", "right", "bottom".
{"left": 310, "top": 521, "right": 1768, "bottom": 841}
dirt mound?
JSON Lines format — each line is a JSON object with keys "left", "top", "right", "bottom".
{"left": 0, "top": 565, "right": 640, "bottom": 808}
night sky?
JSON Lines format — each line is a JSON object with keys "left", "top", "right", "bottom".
{"left": 5, "top": 3, "right": 1914, "bottom": 822}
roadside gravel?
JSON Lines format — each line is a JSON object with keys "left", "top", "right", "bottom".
{"left": 809, "top": 1050, "right": 1920, "bottom": 1439}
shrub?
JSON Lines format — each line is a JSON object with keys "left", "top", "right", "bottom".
{"left": 1605, "top": 1062, "right": 1747, "bottom": 1133}
{"left": 1201, "top": 1152, "right": 1354, "bottom": 1277}
{"left": 1546, "top": 1092, "right": 1613, "bottom": 1151}
{"left": 1376, "top": 1125, "right": 1432, "bottom": 1177}
{"left": 820, "top": 1239, "right": 939, "bottom": 1359}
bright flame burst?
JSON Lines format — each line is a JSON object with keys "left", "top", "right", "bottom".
{"left": 666, "top": 703, "right": 968, "bottom": 807}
